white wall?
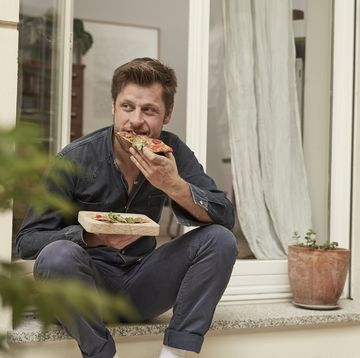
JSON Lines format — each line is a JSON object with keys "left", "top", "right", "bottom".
{"left": 74, "top": 0, "right": 189, "bottom": 142}
{"left": 292, "top": 0, "right": 306, "bottom": 12}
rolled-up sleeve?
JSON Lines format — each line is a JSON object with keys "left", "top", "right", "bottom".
{"left": 171, "top": 183, "right": 234, "bottom": 230}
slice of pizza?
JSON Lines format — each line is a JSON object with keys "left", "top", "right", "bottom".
{"left": 116, "top": 131, "right": 173, "bottom": 153}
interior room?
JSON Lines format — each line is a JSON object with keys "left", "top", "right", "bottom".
{"left": 14, "top": 0, "right": 333, "bottom": 263}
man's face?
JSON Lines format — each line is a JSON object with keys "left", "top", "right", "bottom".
{"left": 112, "top": 82, "right": 171, "bottom": 142}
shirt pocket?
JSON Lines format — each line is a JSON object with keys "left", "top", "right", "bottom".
{"left": 77, "top": 199, "right": 107, "bottom": 212}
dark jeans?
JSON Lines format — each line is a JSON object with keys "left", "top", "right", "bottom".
{"left": 33, "top": 224, "right": 238, "bottom": 358}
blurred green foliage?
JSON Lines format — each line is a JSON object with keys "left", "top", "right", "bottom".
{"left": 0, "top": 124, "right": 137, "bottom": 352}
{"left": 0, "top": 262, "right": 138, "bottom": 328}
{"left": 0, "top": 124, "right": 75, "bottom": 215}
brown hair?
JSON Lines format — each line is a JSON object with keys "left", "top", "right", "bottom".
{"left": 111, "top": 57, "right": 177, "bottom": 116}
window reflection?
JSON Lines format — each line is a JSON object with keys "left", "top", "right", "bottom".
{"left": 13, "top": 0, "right": 62, "bottom": 257}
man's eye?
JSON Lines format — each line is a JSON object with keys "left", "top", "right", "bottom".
{"left": 121, "top": 104, "right": 132, "bottom": 111}
{"left": 143, "top": 107, "right": 155, "bottom": 114}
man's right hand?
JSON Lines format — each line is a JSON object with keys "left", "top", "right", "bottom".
{"left": 83, "top": 231, "right": 141, "bottom": 250}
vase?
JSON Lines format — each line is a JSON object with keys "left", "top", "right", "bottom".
{"left": 288, "top": 245, "right": 350, "bottom": 309}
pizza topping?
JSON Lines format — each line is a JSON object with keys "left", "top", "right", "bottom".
{"left": 132, "top": 139, "right": 148, "bottom": 150}
{"left": 94, "top": 212, "right": 148, "bottom": 224}
{"left": 116, "top": 131, "right": 173, "bottom": 153}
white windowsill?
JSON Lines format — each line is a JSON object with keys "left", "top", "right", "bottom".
{"left": 8, "top": 299, "right": 360, "bottom": 344}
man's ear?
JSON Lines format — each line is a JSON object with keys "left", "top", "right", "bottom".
{"left": 111, "top": 102, "right": 115, "bottom": 116}
{"left": 163, "top": 108, "right": 173, "bottom": 125}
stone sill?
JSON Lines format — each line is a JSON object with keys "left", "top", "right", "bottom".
{"left": 8, "top": 299, "right": 360, "bottom": 344}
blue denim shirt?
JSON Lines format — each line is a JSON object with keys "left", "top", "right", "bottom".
{"left": 16, "top": 126, "right": 235, "bottom": 261}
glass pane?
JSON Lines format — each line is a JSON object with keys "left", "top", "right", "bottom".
{"left": 12, "top": 0, "right": 64, "bottom": 257}
{"left": 16, "top": 0, "right": 62, "bottom": 153}
{"left": 207, "top": 0, "right": 333, "bottom": 260}
{"left": 207, "top": 0, "right": 253, "bottom": 259}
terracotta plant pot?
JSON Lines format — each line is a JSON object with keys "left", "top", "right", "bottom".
{"left": 288, "top": 245, "right": 350, "bottom": 308}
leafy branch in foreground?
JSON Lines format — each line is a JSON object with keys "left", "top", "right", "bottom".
{"left": 0, "top": 124, "right": 138, "bottom": 353}
{"left": 0, "top": 262, "right": 139, "bottom": 354}
{"left": 0, "top": 263, "right": 138, "bottom": 329}
{"left": 0, "top": 124, "right": 76, "bottom": 216}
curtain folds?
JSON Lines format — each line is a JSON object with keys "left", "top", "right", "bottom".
{"left": 222, "top": 0, "right": 312, "bottom": 259}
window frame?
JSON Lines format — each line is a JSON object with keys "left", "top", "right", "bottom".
{"left": 0, "top": 0, "right": 73, "bottom": 328}
{"left": 0, "top": 0, "right": 356, "bottom": 309}
{"left": 351, "top": 0, "right": 360, "bottom": 301}
{"left": 0, "top": 0, "right": 20, "bottom": 332}
{"left": 186, "top": 0, "right": 355, "bottom": 303}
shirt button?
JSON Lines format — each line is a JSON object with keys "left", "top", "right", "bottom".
{"left": 121, "top": 250, "right": 125, "bottom": 254}
{"left": 199, "top": 200, "right": 204, "bottom": 205}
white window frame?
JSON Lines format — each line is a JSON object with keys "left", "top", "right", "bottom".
{"left": 0, "top": 0, "right": 20, "bottom": 331}
{"left": 351, "top": 0, "right": 360, "bottom": 300}
{"left": 57, "top": 0, "right": 74, "bottom": 151}
{"left": 186, "top": 0, "right": 355, "bottom": 303}
{"left": 0, "top": 0, "right": 73, "bottom": 327}
{"left": 0, "top": 0, "right": 355, "bottom": 310}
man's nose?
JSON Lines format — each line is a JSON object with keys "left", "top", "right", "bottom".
{"left": 129, "top": 109, "right": 144, "bottom": 126}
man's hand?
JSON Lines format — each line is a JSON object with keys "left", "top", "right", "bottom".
{"left": 129, "top": 146, "right": 212, "bottom": 223}
{"left": 129, "top": 147, "right": 185, "bottom": 195}
{"left": 84, "top": 231, "right": 141, "bottom": 250}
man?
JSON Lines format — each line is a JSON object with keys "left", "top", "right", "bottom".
{"left": 16, "top": 58, "right": 238, "bottom": 358}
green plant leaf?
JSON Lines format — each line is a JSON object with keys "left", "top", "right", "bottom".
{"left": 292, "top": 229, "right": 339, "bottom": 250}
{"left": 0, "top": 124, "right": 137, "bottom": 353}
{"left": 0, "top": 263, "right": 139, "bottom": 330}
{"left": 0, "top": 124, "right": 77, "bottom": 216}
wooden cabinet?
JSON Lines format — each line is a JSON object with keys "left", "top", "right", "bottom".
{"left": 70, "top": 64, "right": 85, "bottom": 141}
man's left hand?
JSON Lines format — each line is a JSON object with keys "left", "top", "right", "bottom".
{"left": 129, "top": 147, "right": 212, "bottom": 223}
{"left": 129, "top": 147, "right": 185, "bottom": 196}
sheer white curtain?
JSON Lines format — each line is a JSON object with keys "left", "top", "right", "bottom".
{"left": 222, "top": 0, "right": 312, "bottom": 259}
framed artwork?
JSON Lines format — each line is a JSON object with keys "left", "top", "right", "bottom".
{"left": 81, "top": 20, "right": 159, "bottom": 133}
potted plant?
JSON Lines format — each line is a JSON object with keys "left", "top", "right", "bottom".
{"left": 73, "top": 18, "right": 93, "bottom": 64}
{"left": 288, "top": 229, "right": 350, "bottom": 309}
